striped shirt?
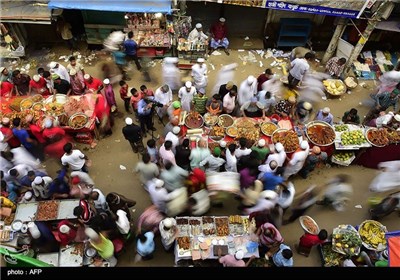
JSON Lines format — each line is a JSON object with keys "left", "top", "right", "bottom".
{"left": 374, "top": 89, "right": 399, "bottom": 111}
{"left": 192, "top": 94, "right": 208, "bottom": 114}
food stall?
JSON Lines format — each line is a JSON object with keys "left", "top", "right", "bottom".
{"left": 124, "top": 13, "right": 172, "bottom": 58}
{"left": 0, "top": 94, "right": 99, "bottom": 144}
{"left": 174, "top": 215, "right": 259, "bottom": 264}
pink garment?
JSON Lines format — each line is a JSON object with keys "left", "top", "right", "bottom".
{"left": 104, "top": 84, "right": 117, "bottom": 107}
{"left": 259, "top": 222, "right": 284, "bottom": 248}
{"left": 219, "top": 254, "right": 246, "bottom": 267}
{"left": 70, "top": 72, "right": 85, "bottom": 95}
{"left": 137, "top": 205, "right": 165, "bottom": 234}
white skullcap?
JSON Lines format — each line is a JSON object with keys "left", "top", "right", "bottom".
{"left": 258, "top": 139, "right": 266, "bottom": 147}
{"left": 247, "top": 75, "right": 255, "bottom": 84}
{"left": 185, "top": 81, "right": 192, "bottom": 88}
{"left": 59, "top": 225, "right": 70, "bottom": 234}
{"left": 300, "top": 140, "right": 309, "bottom": 150}
{"left": 24, "top": 191, "right": 33, "bottom": 200}
{"left": 388, "top": 111, "right": 394, "bottom": 116}
{"left": 103, "top": 78, "right": 110, "bottom": 85}
{"left": 219, "top": 140, "right": 227, "bottom": 148}
{"left": 322, "top": 107, "right": 330, "bottom": 114}
{"left": 69, "top": 69, "right": 77, "bottom": 76}
{"left": 260, "top": 190, "right": 278, "bottom": 200}
{"left": 198, "top": 88, "right": 206, "bottom": 94}
{"left": 275, "top": 142, "right": 284, "bottom": 152}
{"left": 154, "top": 179, "right": 164, "bottom": 188}
{"left": 172, "top": 126, "right": 181, "bottom": 134}
{"left": 195, "top": 23, "right": 202, "bottom": 29}
{"left": 33, "top": 176, "right": 43, "bottom": 185}
{"left": 49, "top": 61, "right": 57, "bottom": 69}
{"left": 116, "top": 209, "right": 127, "bottom": 217}
{"left": 33, "top": 75, "right": 40, "bottom": 82}
{"left": 197, "top": 58, "right": 205, "bottom": 63}
{"left": 85, "top": 227, "right": 99, "bottom": 240}
{"left": 125, "top": 117, "right": 133, "bottom": 125}
{"left": 394, "top": 114, "right": 400, "bottom": 122}
{"left": 164, "top": 57, "right": 178, "bottom": 64}
{"left": 235, "top": 250, "right": 244, "bottom": 260}
{"left": 219, "top": 17, "right": 226, "bottom": 23}
{"left": 44, "top": 118, "right": 53, "bottom": 128}
{"left": 163, "top": 218, "right": 174, "bottom": 228}
{"left": 84, "top": 74, "right": 91, "bottom": 80}
{"left": 303, "top": 102, "right": 312, "bottom": 110}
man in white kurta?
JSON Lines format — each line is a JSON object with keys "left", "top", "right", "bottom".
{"left": 159, "top": 218, "right": 178, "bottom": 251}
{"left": 148, "top": 178, "right": 169, "bottom": 213}
{"left": 191, "top": 58, "right": 208, "bottom": 91}
{"left": 162, "top": 57, "right": 181, "bottom": 91}
{"left": 187, "top": 23, "right": 208, "bottom": 44}
{"left": 154, "top": 85, "right": 173, "bottom": 118}
{"left": 265, "top": 143, "right": 286, "bottom": 167}
{"left": 282, "top": 141, "right": 309, "bottom": 180}
{"left": 178, "top": 81, "right": 197, "bottom": 112}
{"left": 237, "top": 75, "right": 258, "bottom": 107}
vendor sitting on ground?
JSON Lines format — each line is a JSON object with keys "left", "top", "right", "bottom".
{"left": 325, "top": 57, "right": 346, "bottom": 79}
{"left": 240, "top": 97, "right": 265, "bottom": 118}
{"left": 206, "top": 94, "right": 223, "bottom": 115}
{"left": 342, "top": 108, "right": 360, "bottom": 124}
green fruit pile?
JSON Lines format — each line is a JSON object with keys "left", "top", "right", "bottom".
{"left": 334, "top": 124, "right": 348, "bottom": 132}
{"left": 341, "top": 130, "right": 366, "bottom": 146}
{"left": 333, "top": 152, "right": 353, "bottom": 161}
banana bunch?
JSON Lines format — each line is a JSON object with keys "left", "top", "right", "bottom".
{"left": 359, "top": 220, "right": 387, "bottom": 249}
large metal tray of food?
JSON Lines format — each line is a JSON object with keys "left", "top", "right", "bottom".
{"left": 59, "top": 243, "right": 84, "bottom": 267}
{"left": 218, "top": 114, "right": 234, "bottom": 128}
{"left": 36, "top": 200, "right": 60, "bottom": 221}
{"left": 14, "top": 202, "right": 39, "bottom": 222}
{"left": 306, "top": 121, "right": 336, "bottom": 146}
{"left": 184, "top": 112, "right": 204, "bottom": 129}
{"left": 57, "top": 199, "right": 80, "bottom": 220}
{"left": 365, "top": 127, "right": 389, "bottom": 147}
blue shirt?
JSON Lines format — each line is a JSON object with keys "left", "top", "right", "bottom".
{"left": 137, "top": 98, "right": 152, "bottom": 116}
{"left": 6, "top": 182, "right": 19, "bottom": 202}
{"left": 124, "top": 39, "right": 138, "bottom": 56}
{"left": 136, "top": 231, "right": 155, "bottom": 256}
{"left": 273, "top": 244, "right": 294, "bottom": 267}
{"left": 262, "top": 172, "right": 284, "bottom": 191}
{"left": 12, "top": 128, "right": 32, "bottom": 149}
{"left": 112, "top": 51, "right": 126, "bottom": 66}
{"left": 19, "top": 171, "right": 47, "bottom": 187}
{"left": 48, "top": 168, "right": 70, "bottom": 195}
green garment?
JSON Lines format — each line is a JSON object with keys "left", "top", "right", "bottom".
{"left": 251, "top": 146, "right": 270, "bottom": 161}
{"left": 90, "top": 233, "right": 115, "bottom": 260}
{"left": 192, "top": 95, "right": 208, "bottom": 114}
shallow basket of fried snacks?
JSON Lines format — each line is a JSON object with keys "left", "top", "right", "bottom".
{"left": 272, "top": 128, "right": 299, "bottom": 152}
{"left": 68, "top": 113, "right": 89, "bottom": 130}
{"left": 365, "top": 127, "right": 390, "bottom": 147}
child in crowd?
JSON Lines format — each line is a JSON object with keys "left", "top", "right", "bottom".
{"left": 146, "top": 138, "right": 159, "bottom": 165}
{"left": 140, "top": 85, "right": 154, "bottom": 97}
{"left": 119, "top": 80, "right": 131, "bottom": 113}
{"left": 130, "top": 88, "right": 143, "bottom": 120}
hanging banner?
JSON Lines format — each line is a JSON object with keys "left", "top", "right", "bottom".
{"left": 265, "top": 0, "right": 369, "bottom": 18}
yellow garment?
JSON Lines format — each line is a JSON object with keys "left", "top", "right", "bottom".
{"left": 90, "top": 233, "right": 114, "bottom": 260}
{"left": 283, "top": 88, "right": 298, "bottom": 100}
{"left": 1, "top": 196, "right": 16, "bottom": 211}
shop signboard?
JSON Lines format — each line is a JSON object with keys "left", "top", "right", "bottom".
{"left": 265, "top": 0, "right": 369, "bottom": 18}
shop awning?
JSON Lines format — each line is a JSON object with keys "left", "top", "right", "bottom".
{"left": 375, "top": 19, "right": 400, "bottom": 33}
{"left": 0, "top": 1, "right": 61, "bottom": 24}
{"left": 48, "top": 0, "right": 172, "bottom": 13}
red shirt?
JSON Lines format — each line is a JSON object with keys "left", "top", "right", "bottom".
{"left": 42, "top": 126, "right": 65, "bottom": 143}
{"left": 130, "top": 93, "right": 143, "bottom": 109}
{"left": 211, "top": 22, "right": 228, "bottom": 40}
{"left": 29, "top": 124, "right": 46, "bottom": 144}
{"left": 0, "top": 126, "right": 20, "bottom": 148}
{"left": 141, "top": 89, "right": 154, "bottom": 97}
{"left": 94, "top": 94, "right": 110, "bottom": 120}
{"left": 84, "top": 77, "right": 103, "bottom": 91}
{"left": 299, "top": 232, "right": 324, "bottom": 248}
{"left": 120, "top": 86, "right": 129, "bottom": 99}
{"left": 0, "top": 81, "right": 13, "bottom": 97}
{"left": 257, "top": 74, "right": 270, "bottom": 91}
{"left": 57, "top": 220, "right": 77, "bottom": 246}
{"left": 29, "top": 77, "right": 50, "bottom": 96}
